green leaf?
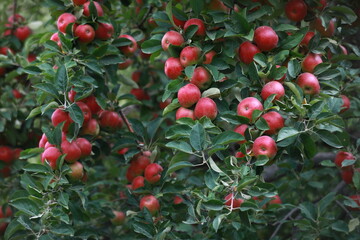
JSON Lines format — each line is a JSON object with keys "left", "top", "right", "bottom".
{"left": 141, "top": 39, "right": 162, "bottom": 54}
{"left": 166, "top": 161, "right": 193, "bottom": 176}
{"left": 277, "top": 127, "right": 299, "bottom": 142}
{"left": 209, "top": 157, "right": 224, "bottom": 174}
{"left": 213, "top": 131, "right": 244, "bottom": 146}
{"left": 190, "top": 0, "right": 204, "bottom": 16}
{"left": 299, "top": 202, "right": 316, "bottom": 221}
{"left": 213, "top": 214, "right": 225, "bottom": 232}
{"left": 349, "top": 218, "right": 360, "bottom": 232}
{"left": 4, "top": 218, "right": 24, "bottom": 240}
{"left": 316, "top": 130, "right": 344, "bottom": 148}
{"left": 342, "top": 160, "right": 356, "bottom": 167}
{"left": 255, "top": 117, "right": 269, "bottom": 131}
{"left": 203, "top": 199, "right": 224, "bottom": 211}
{"left": 284, "top": 82, "right": 302, "bottom": 103}
{"left": 287, "top": 59, "right": 301, "bottom": 79}
{"left": 190, "top": 123, "right": 205, "bottom": 151}
{"left": 20, "top": 148, "right": 43, "bottom": 159}
{"left": 23, "top": 164, "right": 50, "bottom": 173}
{"left": 184, "top": 25, "right": 199, "bottom": 40}
{"left": 204, "top": 169, "right": 219, "bottom": 190}
{"left": 202, "top": 87, "right": 221, "bottom": 98}
{"left": 331, "top": 220, "right": 349, "bottom": 233}
{"left": 185, "top": 65, "right": 196, "bottom": 79}
{"left": 301, "top": 134, "right": 317, "bottom": 159}
{"left": 33, "top": 83, "right": 59, "bottom": 99}
{"left": 318, "top": 192, "right": 335, "bottom": 214}
{"left": 353, "top": 170, "right": 360, "bottom": 190}
{"left": 49, "top": 224, "right": 75, "bottom": 236}
{"left": 255, "top": 155, "right": 269, "bottom": 166}
{"left": 100, "top": 55, "right": 124, "bottom": 65}
{"left": 237, "top": 176, "right": 257, "bottom": 190}
{"left": 10, "top": 198, "right": 40, "bottom": 216}
{"left": 133, "top": 222, "right": 155, "bottom": 238}
{"left": 67, "top": 103, "right": 84, "bottom": 126}
{"left": 26, "top": 107, "right": 41, "bottom": 120}
{"left": 165, "top": 141, "right": 193, "bottom": 154}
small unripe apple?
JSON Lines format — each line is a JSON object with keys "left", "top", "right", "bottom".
{"left": 237, "top": 97, "right": 264, "bottom": 122}
{"left": 224, "top": 193, "right": 243, "bottom": 209}
{"left": 234, "top": 124, "right": 249, "bottom": 144}
{"left": 42, "top": 147, "right": 62, "bottom": 169}
{"left": 57, "top": 13, "right": 77, "bottom": 33}
{"left": 111, "top": 211, "right": 126, "bottom": 225}
{"left": 180, "top": 46, "right": 201, "bottom": 67}
{"left": 238, "top": 41, "right": 261, "bottom": 65}
{"left": 164, "top": 57, "right": 183, "bottom": 79}
{"left": 161, "top": 31, "right": 184, "bottom": 51}
{"left": 144, "top": 163, "right": 163, "bottom": 184}
{"left": 254, "top": 26, "right": 278, "bottom": 51}
{"left": 177, "top": 83, "right": 201, "bottom": 108}
{"left": 252, "top": 136, "right": 277, "bottom": 159}
{"left": 190, "top": 66, "right": 212, "bottom": 90}
{"left": 118, "top": 34, "right": 138, "bottom": 56}
{"left": 296, "top": 73, "right": 320, "bottom": 95}
{"left": 261, "top": 81, "right": 285, "bottom": 101}
{"left": 83, "top": 1, "right": 104, "bottom": 17}
{"left": 132, "top": 176, "right": 145, "bottom": 190}
{"left": 95, "top": 22, "right": 114, "bottom": 40}
{"left": 301, "top": 53, "right": 323, "bottom": 73}
{"left": 68, "top": 161, "right": 84, "bottom": 180}
{"left": 340, "top": 95, "right": 350, "bottom": 113}
{"left": 285, "top": 0, "right": 307, "bottom": 22}
{"left": 61, "top": 140, "right": 82, "bottom": 163}
{"left": 184, "top": 18, "right": 206, "bottom": 37}
{"left": 140, "top": 195, "right": 160, "bottom": 215}
{"left": 194, "top": 98, "right": 218, "bottom": 120}
{"left": 176, "top": 107, "right": 195, "bottom": 120}
{"left": 262, "top": 111, "right": 285, "bottom": 135}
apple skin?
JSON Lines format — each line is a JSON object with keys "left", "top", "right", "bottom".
{"left": 190, "top": 66, "right": 212, "bottom": 90}
{"left": 126, "top": 165, "right": 141, "bottom": 182}
{"left": 161, "top": 31, "right": 184, "bottom": 51}
{"left": 61, "top": 140, "right": 82, "bottom": 163}
{"left": 177, "top": 83, "right": 201, "bottom": 108}
{"left": 234, "top": 124, "right": 249, "bottom": 144}
{"left": 237, "top": 97, "right": 264, "bottom": 122}
{"left": 268, "top": 195, "right": 282, "bottom": 205}
{"left": 144, "top": 163, "right": 163, "bottom": 184}
{"left": 341, "top": 169, "right": 359, "bottom": 184}
{"left": 118, "top": 58, "right": 133, "bottom": 69}
{"left": 173, "top": 196, "right": 183, "bottom": 205}
{"left": 95, "top": 22, "right": 114, "bottom": 40}
{"left": 131, "top": 71, "right": 141, "bottom": 83}
{"left": 68, "top": 161, "right": 84, "bottom": 180}
{"left": 261, "top": 81, "right": 285, "bottom": 101}
{"left": 140, "top": 195, "right": 160, "bottom": 215}
{"left": 334, "top": 151, "right": 355, "bottom": 169}
{"left": 81, "top": 118, "right": 100, "bottom": 136}
{"left": 51, "top": 109, "right": 73, "bottom": 132}
{"left": 252, "top": 136, "right": 277, "bottom": 159}
{"left": 176, "top": 107, "right": 195, "bottom": 120}
{"left": 72, "top": 0, "right": 87, "bottom": 6}
{"left": 111, "top": 211, "right": 126, "bottom": 225}
{"left": 340, "top": 95, "right": 350, "bottom": 113}
{"left": 50, "top": 33, "right": 62, "bottom": 48}
{"left": 313, "top": 18, "right": 335, "bottom": 37}
{"left": 224, "top": 193, "right": 244, "bottom": 209}
{"left": 194, "top": 98, "right": 218, "bottom": 120}
{"left": 159, "top": 99, "right": 171, "bottom": 109}
{"left": 99, "top": 111, "right": 123, "bottom": 129}
{"left": 0, "top": 146, "right": 14, "bottom": 164}
{"left": 285, "top": 0, "right": 307, "bottom": 22}
{"left": 262, "top": 111, "right": 285, "bottom": 135}
{"left": 82, "top": 95, "right": 101, "bottom": 114}
{"left": 57, "top": 13, "right": 77, "bottom": 33}
{"left": 83, "top": 1, "right": 104, "bottom": 17}
{"left": 296, "top": 73, "right": 320, "bottom": 95}
{"left": 75, "top": 138, "right": 92, "bottom": 157}
{"left": 300, "top": 31, "right": 315, "bottom": 47}
{"left": 118, "top": 34, "right": 138, "bottom": 56}
{"left": 0, "top": 206, "right": 12, "bottom": 233}
{"left": 38, "top": 133, "right": 48, "bottom": 148}
{"left": 203, "top": 50, "right": 216, "bottom": 64}
{"left": 131, "top": 88, "right": 150, "bottom": 101}
{"left": 75, "top": 25, "right": 95, "bottom": 43}
{"left": 184, "top": 18, "right": 206, "bottom": 37}
{"left": 7, "top": 14, "right": 25, "bottom": 24}
{"left": 238, "top": 41, "right": 261, "bottom": 64}
{"left": 173, "top": 15, "right": 186, "bottom": 28}
{"left": 301, "top": 53, "right": 323, "bottom": 73}
{"left": 76, "top": 102, "right": 92, "bottom": 123}
{"left": 164, "top": 57, "right": 183, "bottom": 80}
{"left": 180, "top": 46, "right": 201, "bottom": 67}
{"left": 254, "top": 26, "right": 278, "bottom": 51}
{"left": 12, "top": 89, "right": 23, "bottom": 99}
{"left": 41, "top": 147, "right": 62, "bottom": 169}
{"left": 14, "top": 26, "right": 32, "bottom": 41}
{"left": 132, "top": 176, "right": 145, "bottom": 190}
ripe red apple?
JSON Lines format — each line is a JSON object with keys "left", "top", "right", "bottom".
{"left": 317, "top": 0, "right": 327, "bottom": 10}
{"left": 7, "top": 14, "right": 25, "bottom": 24}
{"left": 61, "top": 140, "right": 82, "bottom": 163}
{"left": 68, "top": 161, "right": 84, "bottom": 180}
{"left": 176, "top": 107, "right": 195, "bottom": 120}
{"left": 184, "top": 18, "right": 206, "bottom": 37}
{"left": 14, "top": 26, "right": 32, "bottom": 41}
{"left": 301, "top": 53, "right": 323, "bottom": 73}
{"left": 159, "top": 99, "right": 171, "bottom": 109}
{"left": 27, "top": 53, "right": 37, "bottom": 62}
{"left": 76, "top": 102, "right": 92, "bottom": 123}
{"left": 173, "top": 196, "right": 183, "bottom": 205}
{"left": 12, "top": 89, "right": 23, "bottom": 99}
{"left": 334, "top": 151, "right": 355, "bottom": 168}
{"left": 82, "top": 95, "right": 101, "bottom": 114}
{"left": 132, "top": 176, "right": 145, "bottom": 190}
{"left": 50, "top": 32, "right": 62, "bottom": 48}
{"left": 178, "top": 83, "right": 201, "bottom": 108}
{"left": 38, "top": 133, "right": 48, "bottom": 148}
{"left": 57, "top": 13, "right": 77, "bottom": 33}
{"left": 190, "top": 66, "right": 212, "bottom": 90}
{"left": 261, "top": 81, "right": 285, "bottom": 101}
{"left": 117, "top": 148, "right": 129, "bottom": 155}
{"left": 252, "top": 136, "right": 277, "bottom": 159}
{"left": 285, "top": 0, "right": 307, "bottom": 22}
{"left": 144, "top": 163, "right": 163, "bottom": 184}
{"left": 173, "top": 15, "right": 186, "bottom": 28}
{"left": 140, "top": 195, "right": 160, "bottom": 215}
{"left": 99, "top": 111, "right": 123, "bottom": 129}
{"left": 41, "top": 147, "right": 62, "bottom": 169}
{"left": 131, "top": 88, "right": 150, "bottom": 100}
{"left": 262, "top": 111, "right": 285, "bottom": 135}
{"left": 267, "top": 65, "right": 286, "bottom": 83}
{"left": 203, "top": 50, "right": 216, "bottom": 64}
{"left": 118, "top": 58, "right": 133, "bottom": 69}
{"left": 161, "top": 31, "right": 184, "bottom": 51}
{"left": 95, "top": 22, "right": 114, "bottom": 40}
{"left": 72, "top": 0, "right": 87, "bottom": 6}
{"left": 45, "top": 142, "right": 55, "bottom": 149}
{"left": 51, "top": 108, "right": 73, "bottom": 132}
{"left": 234, "top": 124, "right": 249, "bottom": 144}
{"left": 180, "top": 46, "right": 201, "bottom": 67}
{"left": 194, "top": 98, "right": 218, "bottom": 120}
{"left": 0, "top": 146, "right": 14, "bottom": 164}
{"left": 268, "top": 195, "right": 282, "bottom": 205}
{"left": 118, "top": 34, "right": 138, "bottom": 56}
{"left": 0, "top": 206, "right": 12, "bottom": 233}
{"left": 131, "top": 71, "right": 141, "bottom": 83}
{"left": 75, "top": 138, "right": 92, "bottom": 157}
{"left": 296, "top": 73, "right": 320, "bottom": 95}
{"left": 313, "top": 18, "right": 335, "bottom": 37}
{"left": 164, "top": 57, "right": 183, "bottom": 79}
{"left": 75, "top": 24, "right": 95, "bottom": 43}
{"left": 254, "top": 26, "right": 278, "bottom": 51}
{"left": 348, "top": 195, "right": 360, "bottom": 211}
{"left": 126, "top": 165, "right": 141, "bottom": 182}
{"left": 81, "top": 118, "right": 100, "bottom": 136}
{"left": 238, "top": 41, "right": 261, "bottom": 65}
{"left": 237, "top": 97, "right": 264, "bottom": 121}
{"left": 340, "top": 95, "right": 350, "bottom": 113}
{"left": 111, "top": 211, "right": 126, "bottom": 225}
{"left": 300, "top": 31, "right": 315, "bottom": 47}
{"left": 224, "top": 193, "right": 244, "bottom": 209}
{"left": 83, "top": 1, "right": 104, "bottom": 17}
{"left": 131, "top": 153, "right": 151, "bottom": 173}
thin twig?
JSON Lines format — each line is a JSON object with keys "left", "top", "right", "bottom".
{"left": 138, "top": 6, "right": 154, "bottom": 30}
{"left": 118, "top": 108, "right": 134, "bottom": 133}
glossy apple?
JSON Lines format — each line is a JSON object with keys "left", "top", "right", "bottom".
{"left": 51, "top": 108, "right": 73, "bottom": 132}
{"left": 76, "top": 102, "right": 92, "bottom": 123}
{"left": 7, "top": 14, "right": 25, "bottom": 24}
{"left": 131, "top": 88, "right": 150, "bottom": 101}
{"left": 118, "top": 34, "right": 138, "bottom": 56}
{"left": 234, "top": 124, "right": 249, "bottom": 144}
{"left": 68, "top": 161, "right": 84, "bottom": 180}
{"left": 118, "top": 58, "right": 133, "bottom": 69}
{"left": 73, "top": 0, "right": 87, "bottom": 6}
{"left": 268, "top": 195, "right": 282, "bottom": 205}
{"left": 50, "top": 32, "right": 62, "bottom": 48}
{"left": 95, "top": 22, "right": 114, "bottom": 40}
{"left": 14, "top": 26, "right": 32, "bottom": 41}
{"left": 190, "top": 66, "right": 212, "bottom": 90}
{"left": 61, "top": 140, "right": 82, "bottom": 163}
{"left": 254, "top": 26, "right": 278, "bottom": 51}
{"left": 340, "top": 95, "right": 350, "bottom": 113}
{"left": 194, "top": 98, "right": 218, "bottom": 120}
{"left": 161, "top": 31, "right": 184, "bottom": 51}
{"left": 261, "top": 81, "right": 285, "bottom": 101}
{"left": 144, "top": 163, "right": 163, "bottom": 184}
{"left": 164, "top": 57, "right": 183, "bottom": 79}
{"left": 176, "top": 107, "right": 195, "bottom": 120}
{"left": 140, "top": 195, "right": 160, "bottom": 215}
{"left": 184, "top": 18, "right": 206, "bottom": 37}
{"left": 132, "top": 176, "right": 145, "bottom": 190}
{"left": 111, "top": 211, "right": 126, "bottom": 225}
{"left": 224, "top": 193, "right": 243, "bottom": 209}
{"left": 82, "top": 95, "right": 101, "bottom": 114}
{"left": 300, "top": 31, "right": 315, "bottom": 47}
{"left": 237, "top": 97, "right": 264, "bottom": 122}
{"left": 285, "top": 0, "right": 307, "bottom": 22}
{"left": 57, "top": 13, "right": 77, "bottom": 33}
{"left": 41, "top": 147, "right": 62, "bottom": 169}
{"left": 335, "top": 151, "right": 355, "bottom": 169}
{"left": 0, "top": 146, "right": 13, "bottom": 164}
{"left": 75, "top": 24, "right": 95, "bottom": 43}
{"left": 180, "top": 46, "right": 201, "bottom": 67}
{"left": 99, "top": 111, "right": 123, "bottom": 129}
{"left": 173, "top": 196, "right": 183, "bottom": 205}
{"left": 262, "top": 111, "right": 285, "bottom": 135}
{"left": 313, "top": 18, "right": 335, "bottom": 37}
{"left": 81, "top": 118, "right": 100, "bottom": 136}
{"left": 297, "top": 73, "right": 320, "bottom": 95}
{"left": 83, "top": 1, "right": 103, "bottom": 17}
{"left": 301, "top": 53, "right": 323, "bottom": 73}
{"left": 75, "top": 138, "right": 92, "bottom": 157}
{"left": 177, "top": 83, "right": 201, "bottom": 108}
{"left": 203, "top": 50, "right": 216, "bottom": 64}
{"left": 238, "top": 41, "right": 261, "bottom": 64}
{"left": 252, "top": 136, "right": 277, "bottom": 159}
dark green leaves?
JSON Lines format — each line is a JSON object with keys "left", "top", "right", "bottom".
{"left": 213, "top": 131, "right": 244, "bottom": 145}
{"left": 190, "top": 123, "right": 206, "bottom": 151}
{"left": 141, "top": 40, "right": 162, "bottom": 54}
{"left": 277, "top": 127, "right": 299, "bottom": 147}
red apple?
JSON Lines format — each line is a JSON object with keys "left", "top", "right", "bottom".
{"left": 285, "top": 0, "right": 307, "bottom": 22}
{"left": 301, "top": 53, "right": 323, "bottom": 73}
{"left": 14, "top": 26, "right": 32, "bottom": 41}
{"left": 76, "top": 102, "right": 92, "bottom": 123}
{"left": 184, "top": 18, "right": 206, "bottom": 37}
{"left": 68, "top": 161, "right": 84, "bottom": 180}
{"left": 72, "top": 0, "right": 88, "bottom": 6}
{"left": 81, "top": 118, "right": 100, "bottom": 136}
{"left": 173, "top": 196, "right": 183, "bottom": 205}
{"left": 131, "top": 153, "right": 151, "bottom": 174}
{"left": 12, "top": 89, "right": 23, "bottom": 99}
{"left": 254, "top": 26, "right": 278, "bottom": 51}
{"left": 261, "top": 81, "right": 285, "bottom": 101}
{"left": 132, "top": 176, "right": 145, "bottom": 190}
{"left": 203, "top": 50, "right": 216, "bottom": 64}
{"left": 164, "top": 57, "right": 183, "bottom": 79}
{"left": 83, "top": 1, "right": 104, "bottom": 17}
{"left": 117, "top": 148, "right": 129, "bottom": 155}
{"left": 176, "top": 107, "right": 195, "bottom": 120}
{"left": 334, "top": 151, "right": 355, "bottom": 168}
{"left": 348, "top": 195, "right": 360, "bottom": 211}
{"left": 38, "top": 133, "right": 48, "bottom": 148}
{"left": 50, "top": 32, "right": 62, "bottom": 48}
{"left": 161, "top": 31, "right": 184, "bottom": 51}
{"left": 27, "top": 53, "right": 37, "bottom": 62}
{"left": 41, "top": 147, "right": 62, "bottom": 169}
{"left": 178, "top": 83, "right": 201, "bottom": 108}
{"left": 118, "top": 34, "right": 138, "bottom": 56}
{"left": 126, "top": 165, "right": 141, "bottom": 182}
{"left": 224, "top": 193, "right": 244, "bottom": 209}
{"left": 190, "top": 66, "right": 212, "bottom": 90}
{"left": 262, "top": 111, "right": 285, "bottom": 135}
{"left": 252, "top": 136, "right": 277, "bottom": 159}
{"left": 131, "top": 88, "right": 150, "bottom": 100}
{"left": 111, "top": 211, "right": 126, "bottom": 225}
{"left": 82, "top": 95, "right": 101, "bottom": 114}
{"left": 208, "top": 0, "right": 229, "bottom": 11}
{"left": 159, "top": 99, "right": 171, "bottom": 109}
{"left": 75, "top": 24, "right": 95, "bottom": 43}
{"left": 313, "top": 18, "right": 335, "bottom": 37}
{"left": 237, "top": 97, "right": 264, "bottom": 122}
{"left": 51, "top": 108, "right": 73, "bottom": 132}
{"left": 238, "top": 41, "right": 261, "bottom": 65}
{"left": 194, "top": 98, "right": 218, "bottom": 120}
{"left": 144, "top": 163, "right": 163, "bottom": 184}
{"left": 99, "top": 111, "right": 123, "bottom": 129}
{"left": 75, "top": 138, "right": 92, "bottom": 157}
{"left": 140, "top": 195, "right": 160, "bottom": 215}
{"left": 57, "top": 13, "right": 77, "bottom": 33}
{"left": 61, "top": 140, "right": 82, "bottom": 163}
{"left": 297, "top": 72, "right": 320, "bottom": 95}
{"left": 0, "top": 146, "right": 14, "bottom": 164}
{"left": 268, "top": 195, "right": 282, "bottom": 205}
{"left": 234, "top": 124, "right": 249, "bottom": 144}
{"left": 118, "top": 58, "right": 133, "bottom": 69}
{"left": 180, "top": 46, "right": 201, "bottom": 67}
{"left": 317, "top": 0, "right": 327, "bottom": 10}
{"left": 7, "top": 14, "right": 25, "bottom": 24}
{"left": 173, "top": 15, "right": 186, "bottom": 28}
{"left": 300, "top": 31, "right": 315, "bottom": 47}
{"left": 95, "top": 22, "right": 114, "bottom": 40}
{"left": 131, "top": 71, "right": 141, "bottom": 83}
{"left": 340, "top": 95, "right": 350, "bottom": 113}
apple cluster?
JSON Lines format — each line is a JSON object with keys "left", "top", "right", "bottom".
{"left": 0, "top": 146, "right": 21, "bottom": 178}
